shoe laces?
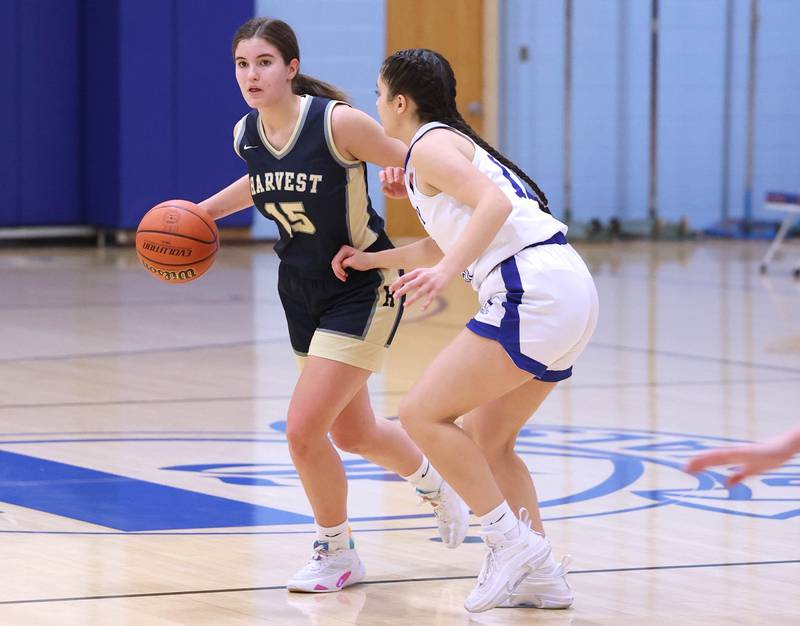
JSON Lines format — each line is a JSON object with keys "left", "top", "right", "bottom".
{"left": 310, "top": 540, "right": 330, "bottom": 563}
{"left": 417, "top": 485, "right": 448, "bottom": 523}
{"left": 553, "top": 555, "right": 572, "bottom": 577}
{"left": 518, "top": 507, "right": 532, "bottom": 532}
{"left": 475, "top": 538, "right": 500, "bottom": 586}
{"left": 475, "top": 506, "right": 536, "bottom": 586}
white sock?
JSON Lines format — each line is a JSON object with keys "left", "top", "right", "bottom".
{"left": 402, "top": 456, "right": 443, "bottom": 494}
{"left": 316, "top": 520, "right": 352, "bottom": 552}
{"left": 478, "top": 501, "right": 519, "bottom": 539}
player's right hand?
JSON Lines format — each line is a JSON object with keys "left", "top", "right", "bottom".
{"left": 684, "top": 437, "right": 797, "bottom": 486}
{"left": 380, "top": 167, "right": 407, "bottom": 199}
{"left": 332, "top": 245, "right": 373, "bottom": 282}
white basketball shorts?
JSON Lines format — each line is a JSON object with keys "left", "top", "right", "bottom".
{"left": 466, "top": 238, "right": 598, "bottom": 381}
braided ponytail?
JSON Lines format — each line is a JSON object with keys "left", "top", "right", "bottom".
{"left": 444, "top": 112, "right": 550, "bottom": 213}
{"left": 380, "top": 48, "right": 550, "bottom": 214}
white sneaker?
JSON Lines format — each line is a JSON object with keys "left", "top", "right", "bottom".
{"left": 287, "top": 540, "right": 366, "bottom": 593}
{"left": 463, "top": 509, "right": 551, "bottom": 613}
{"left": 417, "top": 480, "right": 470, "bottom": 548}
{"left": 498, "top": 554, "right": 574, "bottom": 609}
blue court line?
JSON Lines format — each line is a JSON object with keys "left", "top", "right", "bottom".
{"left": 2, "top": 376, "right": 798, "bottom": 411}
{"left": 0, "top": 337, "right": 287, "bottom": 364}
{"left": 0, "top": 449, "right": 312, "bottom": 531}
{"left": 0, "top": 296, "right": 447, "bottom": 365}
{"left": 589, "top": 341, "right": 800, "bottom": 375}
{"left": 0, "top": 391, "right": 407, "bottom": 410}
{"left": 595, "top": 268, "right": 800, "bottom": 298}
{"left": 0, "top": 559, "right": 796, "bottom": 606}
{"left": 0, "top": 294, "right": 280, "bottom": 312}
{"left": 421, "top": 320, "right": 800, "bottom": 375}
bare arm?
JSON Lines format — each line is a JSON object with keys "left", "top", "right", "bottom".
{"left": 389, "top": 131, "right": 512, "bottom": 308}
{"left": 199, "top": 175, "right": 253, "bottom": 221}
{"left": 331, "top": 237, "right": 443, "bottom": 282}
{"left": 411, "top": 131, "right": 512, "bottom": 278}
{"left": 685, "top": 425, "right": 800, "bottom": 485}
{"left": 330, "top": 105, "right": 407, "bottom": 167}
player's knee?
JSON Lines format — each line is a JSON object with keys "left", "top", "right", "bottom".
{"left": 466, "top": 422, "right": 515, "bottom": 460}
{"left": 285, "top": 416, "right": 325, "bottom": 460}
{"left": 330, "top": 427, "right": 372, "bottom": 455}
{"left": 398, "top": 395, "right": 427, "bottom": 435}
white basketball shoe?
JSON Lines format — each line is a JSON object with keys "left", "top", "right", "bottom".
{"left": 463, "top": 509, "right": 553, "bottom": 613}
{"left": 417, "top": 480, "right": 470, "bottom": 548}
{"left": 287, "top": 540, "right": 366, "bottom": 593}
{"left": 498, "top": 554, "right": 574, "bottom": 609}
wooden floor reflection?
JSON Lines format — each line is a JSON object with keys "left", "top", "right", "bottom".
{"left": 0, "top": 240, "right": 798, "bottom": 625}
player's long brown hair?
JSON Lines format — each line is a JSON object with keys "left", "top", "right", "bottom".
{"left": 381, "top": 48, "right": 549, "bottom": 213}
{"left": 232, "top": 17, "right": 350, "bottom": 103}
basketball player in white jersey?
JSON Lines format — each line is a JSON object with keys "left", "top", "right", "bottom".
{"left": 200, "top": 24, "right": 469, "bottom": 594}
{"left": 333, "top": 48, "right": 599, "bottom": 612}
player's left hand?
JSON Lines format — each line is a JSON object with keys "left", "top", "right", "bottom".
{"left": 379, "top": 167, "right": 407, "bottom": 199}
{"left": 390, "top": 262, "right": 456, "bottom": 309}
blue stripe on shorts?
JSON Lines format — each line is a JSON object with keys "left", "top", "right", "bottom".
{"left": 466, "top": 242, "right": 572, "bottom": 381}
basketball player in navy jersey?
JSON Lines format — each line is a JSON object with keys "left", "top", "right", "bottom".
{"left": 198, "top": 19, "right": 468, "bottom": 593}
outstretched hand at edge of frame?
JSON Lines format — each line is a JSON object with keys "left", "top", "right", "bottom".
{"left": 684, "top": 426, "right": 800, "bottom": 486}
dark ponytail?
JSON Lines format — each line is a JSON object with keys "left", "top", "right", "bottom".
{"left": 380, "top": 49, "right": 549, "bottom": 213}
{"left": 232, "top": 17, "right": 349, "bottom": 103}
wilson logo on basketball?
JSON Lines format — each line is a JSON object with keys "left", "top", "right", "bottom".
{"left": 160, "top": 211, "right": 181, "bottom": 233}
{"left": 141, "top": 241, "right": 193, "bottom": 257}
{"left": 139, "top": 258, "right": 196, "bottom": 281}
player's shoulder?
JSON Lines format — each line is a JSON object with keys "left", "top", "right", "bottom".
{"left": 232, "top": 112, "right": 255, "bottom": 158}
{"left": 329, "top": 101, "right": 374, "bottom": 132}
{"left": 412, "top": 126, "right": 467, "bottom": 163}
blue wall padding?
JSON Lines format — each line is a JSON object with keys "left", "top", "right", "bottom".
{"left": 0, "top": 1, "right": 20, "bottom": 226}
{"left": 0, "top": 0, "right": 254, "bottom": 229}
{"left": 0, "top": 1, "right": 81, "bottom": 226}
{"left": 87, "top": 0, "right": 254, "bottom": 229}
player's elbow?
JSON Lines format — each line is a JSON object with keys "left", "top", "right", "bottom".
{"left": 481, "top": 192, "right": 512, "bottom": 222}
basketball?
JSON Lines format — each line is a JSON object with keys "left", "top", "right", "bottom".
{"left": 135, "top": 200, "right": 219, "bottom": 283}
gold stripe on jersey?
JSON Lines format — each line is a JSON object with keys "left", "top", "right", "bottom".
{"left": 232, "top": 114, "right": 248, "bottom": 159}
{"left": 257, "top": 95, "right": 312, "bottom": 159}
{"left": 324, "top": 101, "right": 361, "bottom": 167}
{"left": 345, "top": 165, "right": 378, "bottom": 250}
{"left": 323, "top": 101, "right": 377, "bottom": 249}
{"left": 307, "top": 269, "right": 402, "bottom": 372}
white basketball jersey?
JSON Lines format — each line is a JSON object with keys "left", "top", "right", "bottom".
{"left": 404, "top": 122, "right": 567, "bottom": 289}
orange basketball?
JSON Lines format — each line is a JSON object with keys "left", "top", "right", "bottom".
{"left": 135, "top": 200, "right": 218, "bottom": 283}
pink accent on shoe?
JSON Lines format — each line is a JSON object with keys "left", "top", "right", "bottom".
{"left": 336, "top": 571, "right": 352, "bottom": 588}
{"left": 313, "top": 584, "right": 329, "bottom": 591}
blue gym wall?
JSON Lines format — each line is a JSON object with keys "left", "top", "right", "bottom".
{"left": 0, "top": 1, "right": 81, "bottom": 227}
{"left": 252, "top": 0, "right": 386, "bottom": 239}
{"left": 2, "top": 1, "right": 799, "bottom": 233}
{"left": 502, "top": 0, "right": 800, "bottom": 230}
{"left": 0, "top": 0, "right": 253, "bottom": 230}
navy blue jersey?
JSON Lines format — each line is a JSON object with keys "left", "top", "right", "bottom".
{"left": 233, "top": 96, "right": 388, "bottom": 273}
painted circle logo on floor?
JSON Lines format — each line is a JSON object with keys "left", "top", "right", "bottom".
{"left": 0, "top": 424, "right": 796, "bottom": 534}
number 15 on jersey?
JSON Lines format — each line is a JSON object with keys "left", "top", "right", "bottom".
{"left": 263, "top": 202, "right": 317, "bottom": 236}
